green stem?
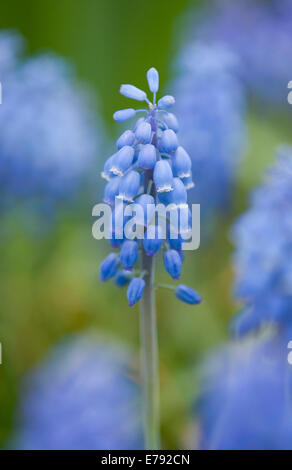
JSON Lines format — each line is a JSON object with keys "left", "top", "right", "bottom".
{"left": 139, "top": 252, "right": 160, "bottom": 449}
{"left": 138, "top": 108, "right": 160, "bottom": 449}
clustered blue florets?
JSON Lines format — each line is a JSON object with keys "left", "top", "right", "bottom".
{"left": 172, "top": 42, "right": 245, "bottom": 230}
{"left": 231, "top": 148, "right": 292, "bottom": 336}
{"left": 196, "top": 148, "right": 292, "bottom": 450}
{"left": 196, "top": 0, "right": 292, "bottom": 106}
{"left": 99, "top": 67, "right": 201, "bottom": 307}
{"left": 197, "top": 332, "right": 292, "bottom": 450}
{"left": 0, "top": 31, "right": 99, "bottom": 213}
{"left": 15, "top": 335, "right": 143, "bottom": 450}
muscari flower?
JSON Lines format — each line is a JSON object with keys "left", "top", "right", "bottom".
{"left": 175, "top": 285, "right": 201, "bottom": 305}
{"left": 143, "top": 225, "right": 163, "bottom": 257}
{"left": 163, "top": 250, "right": 182, "bottom": 280}
{"left": 114, "top": 269, "right": 132, "bottom": 287}
{"left": 231, "top": 148, "right": 292, "bottom": 337}
{"left": 120, "top": 240, "right": 139, "bottom": 270}
{"left": 197, "top": 331, "right": 292, "bottom": 450}
{"left": 138, "top": 144, "right": 157, "bottom": 170}
{"left": 196, "top": 0, "right": 292, "bottom": 106}
{"left": 14, "top": 335, "right": 142, "bottom": 450}
{"left": 171, "top": 41, "right": 245, "bottom": 229}
{"left": 0, "top": 31, "right": 100, "bottom": 213}
{"left": 100, "top": 253, "right": 120, "bottom": 281}
{"left": 127, "top": 278, "right": 146, "bottom": 307}
{"left": 97, "top": 67, "right": 201, "bottom": 307}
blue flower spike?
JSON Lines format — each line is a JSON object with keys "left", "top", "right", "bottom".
{"left": 231, "top": 148, "right": 292, "bottom": 336}
{"left": 98, "top": 66, "right": 201, "bottom": 309}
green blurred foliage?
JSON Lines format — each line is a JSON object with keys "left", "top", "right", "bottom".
{"left": 0, "top": 0, "right": 292, "bottom": 450}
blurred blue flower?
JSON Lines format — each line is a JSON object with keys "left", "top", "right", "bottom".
{"left": 15, "top": 335, "right": 142, "bottom": 450}
{"left": 232, "top": 148, "right": 292, "bottom": 336}
{"left": 172, "top": 42, "right": 245, "bottom": 227}
{"left": 197, "top": 332, "right": 292, "bottom": 450}
{"left": 196, "top": 0, "right": 292, "bottom": 106}
{"left": 0, "top": 30, "right": 22, "bottom": 72}
{"left": 0, "top": 31, "right": 100, "bottom": 212}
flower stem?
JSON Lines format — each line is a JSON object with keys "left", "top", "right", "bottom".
{"left": 139, "top": 109, "right": 160, "bottom": 449}
{"left": 139, "top": 252, "right": 160, "bottom": 449}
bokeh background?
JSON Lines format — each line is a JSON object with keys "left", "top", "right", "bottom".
{"left": 0, "top": 0, "right": 292, "bottom": 449}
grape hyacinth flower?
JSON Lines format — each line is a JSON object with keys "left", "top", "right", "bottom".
{"left": 97, "top": 67, "right": 202, "bottom": 448}
{"left": 172, "top": 42, "right": 245, "bottom": 230}
{"left": 175, "top": 284, "right": 202, "bottom": 305}
{"left": 15, "top": 335, "right": 142, "bottom": 450}
{"left": 0, "top": 31, "right": 99, "bottom": 215}
{"left": 231, "top": 148, "right": 292, "bottom": 337}
{"left": 197, "top": 331, "right": 292, "bottom": 450}
{"left": 196, "top": 0, "right": 292, "bottom": 106}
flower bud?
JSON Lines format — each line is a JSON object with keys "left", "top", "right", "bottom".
{"left": 143, "top": 225, "right": 163, "bottom": 256}
{"left": 114, "top": 270, "right": 132, "bottom": 287}
{"left": 120, "top": 240, "right": 139, "bottom": 270}
{"left": 117, "top": 170, "right": 140, "bottom": 202}
{"left": 163, "top": 113, "right": 179, "bottom": 133}
{"left": 181, "top": 175, "right": 195, "bottom": 190}
{"left": 120, "top": 84, "right": 147, "bottom": 102}
{"left": 175, "top": 285, "right": 202, "bottom": 304}
{"left": 154, "top": 160, "right": 173, "bottom": 193}
{"left": 158, "top": 177, "right": 187, "bottom": 208}
{"left": 138, "top": 144, "right": 156, "bottom": 170}
{"left": 127, "top": 278, "right": 145, "bottom": 306}
{"left": 101, "top": 154, "right": 116, "bottom": 181}
{"left": 173, "top": 146, "right": 192, "bottom": 178}
{"left": 147, "top": 67, "right": 159, "bottom": 93}
{"left": 134, "top": 194, "right": 155, "bottom": 226}
{"left": 103, "top": 177, "right": 121, "bottom": 205}
{"left": 135, "top": 121, "right": 152, "bottom": 144}
{"left": 116, "top": 130, "right": 135, "bottom": 150}
{"left": 158, "top": 95, "right": 175, "bottom": 109}
{"left": 177, "top": 206, "right": 192, "bottom": 240}
{"left": 171, "top": 177, "right": 188, "bottom": 207}
{"left": 100, "top": 253, "right": 120, "bottom": 282}
{"left": 110, "top": 146, "right": 135, "bottom": 176}
{"left": 159, "top": 129, "right": 178, "bottom": 153}
{"left": 163, "top": 249, "right": 182, "bottom": 280}
{"left": 113, "top": 108, "right": 136, "bottom": 122}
